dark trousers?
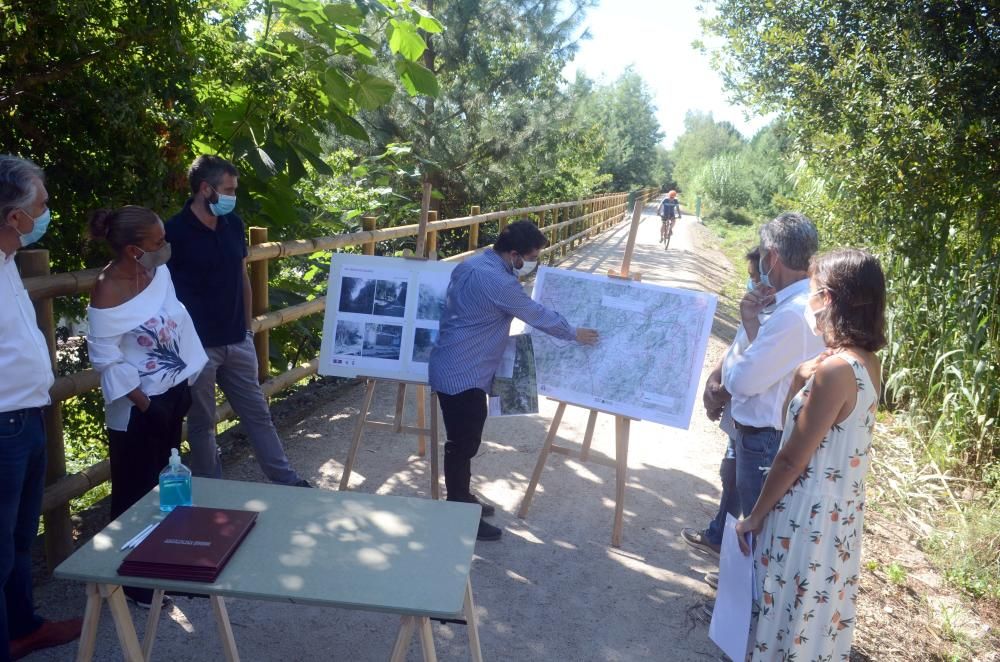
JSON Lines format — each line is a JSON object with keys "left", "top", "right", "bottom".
{"left": 704, "top": 436, "right": 740, "bottom": 545}
{"left": 0, "top": 407, "right": 46, "bottom": 652}
{"left": 108, "top": 382, "right": 191, "bottom": 602}
{"left": 437, "top": 389, "right": 487, "bottom": 504}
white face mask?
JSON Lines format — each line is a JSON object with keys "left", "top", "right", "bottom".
{"left": 513, "top": 256, "right": 537, "bottom": 278}
{"left": 804, "top": 304, "right": 825, "bottom": 336}
{"left": 805, "top": 289, "right": 827, "bottom": 336}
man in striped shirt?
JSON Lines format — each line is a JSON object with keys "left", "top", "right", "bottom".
{"left": 429, "top": 220, "right": 599, "bottom": 541}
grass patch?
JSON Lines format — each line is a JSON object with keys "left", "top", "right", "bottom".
{"left": 886, "top": 562, "right": 908, "bottom": 586}
{"left": 702, "top": 208, "right": 761, "bottom": 264}
{"left": 924, "top": 501, "right": 1000, "bottom": 601}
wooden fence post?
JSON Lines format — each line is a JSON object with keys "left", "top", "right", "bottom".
{"left": 426, "top": 211, "right": 438, "bottom": 258}
{"left": 362, "top": 216, "right": 377, "bottom": 255}
{"left": 468, "top": 206, "right": 480, "bottom": 252}
{"left": 249, "top": 227, "right": 269, "bottom": 384}
{"left": 16, "top": 250, "right": 73, "bottom": 571}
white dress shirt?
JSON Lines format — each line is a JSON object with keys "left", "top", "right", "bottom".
{"left": 0, "top": 249, "right": 54, "bottom": 411}
{"left": 722, "top": 278, "right": 826, "bottom": 430}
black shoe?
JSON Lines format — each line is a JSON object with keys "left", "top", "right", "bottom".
{"left": 292, "top": 479, "right": 314, "bottom": 488}
{"left": 470, "top": 495, "right": 495, "bottom": 518}
{"left": 476, "top": 519, "right": 502, "bottom": 541}
{"left": 681, "top": 527, "right": 721, "bottom": 557}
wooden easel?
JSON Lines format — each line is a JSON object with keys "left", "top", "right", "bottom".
{"left": 339, "top": 379, "right": 440, "bottom": 498}
{"left": 518, "top": 401, "right": 636, "bottom": 547}
{"left": 517, "top": 194, "right": 649, "bottom": 548}
{"left": 338, "top": 180, "right": 444, "bottom": 499}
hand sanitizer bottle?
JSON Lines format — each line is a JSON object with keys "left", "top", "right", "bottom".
{"left": 159, "top": 448, "right": 193, "bottom": 512}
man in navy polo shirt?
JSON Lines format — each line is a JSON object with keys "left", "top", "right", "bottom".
{"left": 166, "top": 155, "right": 310, "bottom": 487}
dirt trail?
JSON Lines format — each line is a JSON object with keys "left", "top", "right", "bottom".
{"left": 31, "top": 203, "right": 901, "bottom": 661}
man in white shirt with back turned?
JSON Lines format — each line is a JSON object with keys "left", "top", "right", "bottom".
{"left": 0, "top": 155, "right": 82, "bottom": 660}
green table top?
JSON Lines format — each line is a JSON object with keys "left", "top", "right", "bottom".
{"left": 55, "top": 479, "right": 480, "bottom": 618}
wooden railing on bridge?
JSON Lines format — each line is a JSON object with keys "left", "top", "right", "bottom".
{"left": 19, "top": 188, "right": 657, "bottom": 570}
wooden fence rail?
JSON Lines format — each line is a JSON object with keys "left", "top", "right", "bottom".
{"left": 23, "top": 188, "right": 655, "bottom": 569}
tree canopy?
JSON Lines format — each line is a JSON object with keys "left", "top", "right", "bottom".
{"left": 707, "top": 0, "right": 1000, "bottom": 477}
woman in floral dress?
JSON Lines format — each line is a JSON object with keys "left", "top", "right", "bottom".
{"left": 87, "top": 206, "right": 207, "bottom": 607}
{"left": 737, "top": 249, "right": 886, "bottom": 660}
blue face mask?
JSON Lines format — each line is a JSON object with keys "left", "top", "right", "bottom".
{"left": 746, "top": 278, "right": 756, "bottom": 292}
{"left": 758, "top": 253, "right": 774, "bottom": 289}
{"left": 209, "top": 189, "right": 236, "bottom": 216}
{"left": 18, "top": 207, "right": 51, "bottom": 247}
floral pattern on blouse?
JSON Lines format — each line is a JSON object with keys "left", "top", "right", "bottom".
{"left": 135, "top": 315, "right": 187, "bottom": 380}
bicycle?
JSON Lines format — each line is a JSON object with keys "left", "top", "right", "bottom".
{"left": 660, "top": 216, "right": 675, "bottom": 249}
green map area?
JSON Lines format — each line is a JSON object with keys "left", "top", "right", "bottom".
{"left": 531, "top": 269, "right": 716, "bottom": 429}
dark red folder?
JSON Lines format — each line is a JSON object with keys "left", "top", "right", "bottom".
{"left": 118, "top": 506, "right": 257, "bottom": 583}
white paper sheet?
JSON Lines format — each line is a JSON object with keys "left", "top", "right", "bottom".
{"left": 709, "top": 514, "right": 754, "bottom": 661}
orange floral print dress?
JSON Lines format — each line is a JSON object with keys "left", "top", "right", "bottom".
{"left": 750, "top": 353, "right": 876, "bottom": 661}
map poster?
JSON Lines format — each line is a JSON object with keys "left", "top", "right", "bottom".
{"left": 530, "top": 266, "right": 717, "bottom": 429}
{"left": 319, "top": 254, "right": 456, "bottom": 383}
{"left": 488, "top": 334, "right": 539, "bottom": 417}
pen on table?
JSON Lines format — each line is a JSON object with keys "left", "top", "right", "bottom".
{"left": 120, "top": 523, "right": 157, "bottom": 551}
{"left": 132, "top": 522, "right": 159, "bottom": 547}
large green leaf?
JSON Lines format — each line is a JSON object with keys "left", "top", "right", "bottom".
{"left": 354, "top": 71, "right": 395, "bottom": 109}
{"left": 324, "top": 67, "right": 351, "bottom": 102}
{"left": 285, "top": 146, "right": 307, "bottom": 183}
{"left": 395, "top": 59, "right": 439, "bottom": 97}
{"left": 409, "top": 5, "right": 443, "bottom": 34}
{"left": 298, "top": 146, "right": 334, "bottom": 176}
{"left": 328, "top": 106, "right": 369, "bottom": 141}
{"left": 388, "top": 19, "right": 426, "bottom": 61}
{"left": 323, "top": 3, "right": 363, "bottom": 26}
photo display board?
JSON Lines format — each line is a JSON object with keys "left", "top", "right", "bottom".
{"left": 319, "top": 254, "right": 456, "bottom": 383}
{"left": 530, "top": 266, "right": 717, "bottom": 429}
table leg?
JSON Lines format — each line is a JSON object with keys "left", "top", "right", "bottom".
{"left": 211, "top": 595, "right": 241, "bottom": 662}
{"left": 390, "top": 615, "right": 417, "bottom": 662}
{"left": 429, "top": 392, "right": 440, "bottom": 500}
{"left": 100, "top": 584, "right": 145, "bottom": 661}
{"left": 518, "top": 401, "right": 567, "bottom": 518}
{"left": 340, "top": 379, "right": 378, "bottom": 491}
{"left": 417, "top": 617, "right": 438, "bottom": 662}
{"left": 141, "top": 588, "right": 165, "bottom": 660}
{"left": 463, "top": 580, "right": 484, "bottom": 662}
{"left": 75, "top": 583, "right": 102, "bottom": 662}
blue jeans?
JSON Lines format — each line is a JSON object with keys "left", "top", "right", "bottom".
{"left": 734, "top": 425, "right": 783, "bottom": 517}
{"left": 704, "top": 436, "right": 740, "bottom": 545}
{"left": 0, "top": 408, "right": 46, "bottom": 650}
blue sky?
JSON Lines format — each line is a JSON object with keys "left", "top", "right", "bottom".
{"left": 562, "top": 0, "right": 773, "bottom": 147}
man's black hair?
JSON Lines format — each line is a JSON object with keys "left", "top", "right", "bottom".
{"left": 494, "top": 219, "right": 548, "bottom": 254}
{"left": 188, "top": 155, "right": 239, "bottom": 195}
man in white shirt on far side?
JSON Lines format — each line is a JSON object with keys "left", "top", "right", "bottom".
{"left": 0, "top": 155, "right": 82, "bottom": 660}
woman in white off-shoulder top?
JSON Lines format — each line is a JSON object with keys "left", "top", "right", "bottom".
{"left": 86, "top": 205, "right": 207, "bottom": 606}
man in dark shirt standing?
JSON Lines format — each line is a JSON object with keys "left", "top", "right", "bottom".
{"left": 165, "top": 156, "right": 309, "bottom": 487}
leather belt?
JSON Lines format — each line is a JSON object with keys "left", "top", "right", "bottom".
{"left": 734, "top": 421, "right": 770, "bottom": 435}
